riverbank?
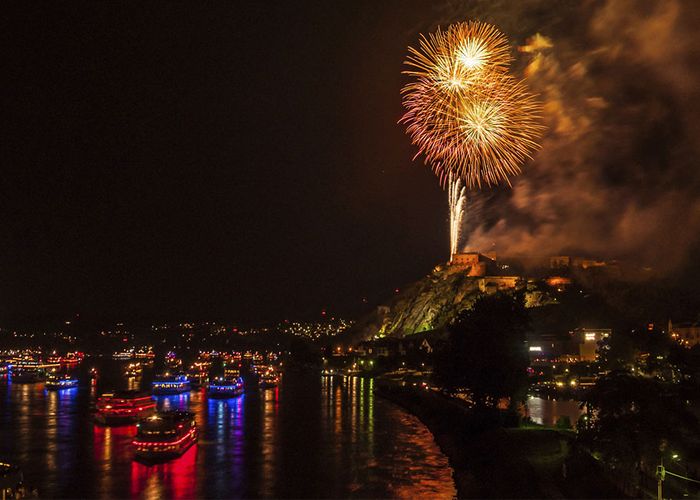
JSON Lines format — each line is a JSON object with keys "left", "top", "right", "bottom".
{"left": 376, "top": 383, "right": 623, "bottom": 498}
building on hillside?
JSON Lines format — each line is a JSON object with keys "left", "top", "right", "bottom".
{"left": 449, "top": 252, "right": 499, "bottom": 277}
{"left": 477, "top": 276, "right": 520, "bottom": 293}
{"left": 546, "top": 276, "right": 573, "bottom": 291}
{"left": 549, "top": 255, "right": 621, "bottom": 275}
{"left": 669, "top": 320, "right": 700, "bottom": 347}
{"left": 550, "top": 256, "right": 572, "bottom": 268}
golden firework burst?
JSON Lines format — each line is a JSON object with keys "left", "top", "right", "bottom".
{"left": 401, "top": 21, "right": 543, "bottom": 189}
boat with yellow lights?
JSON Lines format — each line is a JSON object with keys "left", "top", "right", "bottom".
{"left": 45, "top": 374, "right": 79, "bottom": 390}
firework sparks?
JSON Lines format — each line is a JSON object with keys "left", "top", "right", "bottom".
{"left": 401, "top": 21, "right": 543, "bottom": 190}
{"left": 401, "top": 20, "right": 543, "bottom": 259}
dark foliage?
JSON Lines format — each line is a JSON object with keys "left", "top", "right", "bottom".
{"left": 433, "top": 291, "right": 530, "bottom": 407}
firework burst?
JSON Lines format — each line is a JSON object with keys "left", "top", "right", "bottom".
{"left": 401, "top": 21, "right": 543, "bottom": 189}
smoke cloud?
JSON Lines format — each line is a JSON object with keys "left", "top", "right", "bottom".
{"left": 440, "top": 0, "right": 700, "bottom": 273}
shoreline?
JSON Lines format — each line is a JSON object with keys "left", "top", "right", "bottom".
{"left": 375, "top": 383, "right": 623, "bottom": 499}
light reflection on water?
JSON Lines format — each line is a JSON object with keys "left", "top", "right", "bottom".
{"left": 0, "top": 370, "right": 456, "bottom": 498}
{"left": 527, "top": 395, "right": 585, "bottom": 426}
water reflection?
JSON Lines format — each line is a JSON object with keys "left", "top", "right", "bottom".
{"left": 527, "top": 395, "right": 584, "bottom": 426}
{"left": 0, "top": 370, "right": 455, "bottom": 498}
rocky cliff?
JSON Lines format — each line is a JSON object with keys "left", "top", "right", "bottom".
{"left": 344, "top": 265, "right": 553, "bottom": 343}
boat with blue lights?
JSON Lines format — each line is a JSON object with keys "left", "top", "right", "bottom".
{"left": 151, "top": 374, "right": 191, "bottom": 395}
{"left": 207, "top": 376, "right": 244, "bottom": 398}
{"left": 96, "top": 390, "right": 156, "bottom": 425}
{"left": 45, "top": 374, "right": 79, "bottom": 390}
{"left": 133, "top": 411, "right": 198, "bottom": 461}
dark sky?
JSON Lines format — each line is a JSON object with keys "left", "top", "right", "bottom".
{"left": 3, "top": 2, "right": 451, "bottom": 322}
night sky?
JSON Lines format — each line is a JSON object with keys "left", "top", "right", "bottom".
{"left": 7, "top": 1, "right": 700, "bottom": 324}
{"left": 3, "top": 2, "right": 451, "bottom": 322}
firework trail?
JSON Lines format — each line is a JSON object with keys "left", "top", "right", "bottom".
{"left": 448, "top": 174, "right": 467, "bottom": 256}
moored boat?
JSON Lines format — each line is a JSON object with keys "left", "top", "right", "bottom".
{"left": 95, "top": 390, "right": 155, "bottom": 425}
{"left": 151, "top": 374, "right": 190, "bottom": 395}
{"left": 207, "top": 376, "right": 244, "bottom": 398}
{"left": 133, "top": 411, "right": 198, "bottom": 461}
{"left": 45, "top": 374, "right": 79, "bottom": 390}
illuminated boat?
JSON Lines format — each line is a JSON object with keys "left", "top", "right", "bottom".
{"left": 96, "top": 390, "right": 156, "bottom": 425}
{"left": 207, "top": 376, "right": 244, "bottom": 398}
{"left": 45, "top": 374, "right": 78, "bottom": 390}
{"left": 134, "top": 348, "right": 156, "bottom": 360}
{"left": 164, "top": 351, "right": 183, "bottom": 370}
{"left": 186, "top": 368, "right": 207, "bottom": 388}
{"left": 60, "top": 352, "right": 84, "bottom": 366}
{"left": 112, "top": 349, "right": 135, "bottom": 360}
{"left": 124, "top": 362, "right": 143, "bottom": 377}
{"left": 223, "top": 365, "right": 241, "bottom": 379}
{"left": 10, "top": 362, "right": 44, "bottom": 383}
{"left": 151, "top": 374, "right": 190, "bottom": 395}
{"left": 133, "top": 411, "right": 198, "bottom": 461}
{"left": 259, "top": 369, "right": 279, "bottom": 388}
{"left": 321, "top": 368, "right": 341, "bottom": 377}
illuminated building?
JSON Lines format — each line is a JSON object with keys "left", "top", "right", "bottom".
{"left": 574, "top": 328, "right": 611, "bottom": 361}
{"left": 669, "top": 320, "right": 700, "bottom": 347}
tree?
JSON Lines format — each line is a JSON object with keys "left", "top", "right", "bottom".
{"left": 433, "top": 291, "right": 530, "bottom": 407}
{"left": 579, "top": 371, "right": 700, "bottom": 476}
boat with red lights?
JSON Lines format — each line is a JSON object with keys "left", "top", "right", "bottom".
{"left": 45, "top": 374, "right": 79, "bottom": 390}
{"left": 95, "top": 390, "right": 156, "bottom": 425}
{"left": 207, "top": 376, "right": 244, "bottom": 398}
{"left": 133, "top": 411, "right": 198, "bottom": 461}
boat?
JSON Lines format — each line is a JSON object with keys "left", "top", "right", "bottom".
{"left": 185, "top": 368, "right": 207, "bottom": 388}
{"left": 124, "top": 362, "right": 143, "bottom": 377}
{"left": 95, "top": 390, "right": 156, "bottom": 425}
{"left": 45, "top": 374, "right": 79, "bottom": 390}
{"left": 151, "top": 374, "right": 190, "bottom": 395}
{"left": 259, "top": 369, "right": 279, "bottom": 389}
{"left": 10, "top": 367, "right": 44, "bottom": 383}
{"left": 134, "top": 348, "right": 156, "bottom": 360}
{"left": 133, "top": 411, "right": 198, "bottom": 461}
{"left": 112, "top": 349, "right": 135, "bottom": 360}
{"left": 321, "top": 368, "right": 341, "bottom": 377}
{"left": 207, "top": 376, "right": 244, "bottom": 398}
{"left": 164, "top": 351, "right": 183, "bottom": 370}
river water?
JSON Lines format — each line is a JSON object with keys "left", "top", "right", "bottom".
{"left": 0, "top": 365, "right": 456, "bottom": 499}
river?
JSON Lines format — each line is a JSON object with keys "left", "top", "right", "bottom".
{"left": 0, "top": 364, "right": 456, "bottom": 498}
